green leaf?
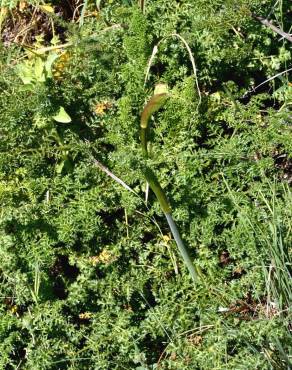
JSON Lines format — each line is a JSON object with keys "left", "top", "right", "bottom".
{"left": 55, "top": 160, "right": 65, "bottom": 174}
{"left": 53, "top": 107, "right": 72, "bottom": 123}
{"left": 17, "top": 64, "right": 34, "bottom": 85}
{"left": 45, "top": 52, "right": 59, "bottom": 78}
{"left": 34, "top": 57, "right": 46, "bottom": 82}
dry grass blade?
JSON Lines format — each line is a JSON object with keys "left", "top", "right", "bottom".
{"left": 170, "top": 33, "right": 201, "bottom": 106}
{"left": 252, "top": 67, "right": 292, "bottom": 92}
{"left": 144, "top": 33, "right": 201, "bottom": 107}
{"left": 93, "top": 158, "right": 138, "bottom": 196}
{"left": 23, "top": 42, "right": 73, "bottom": 54}
{"left": 92, "top": 157, "right": 164, "bottom": 235}
{"left": 144, "top": 44, "right": 158, "bottom": 85}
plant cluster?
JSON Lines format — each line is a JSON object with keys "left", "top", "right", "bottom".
{"left": 0, "top": 0, "right": 291, "bottom": 369}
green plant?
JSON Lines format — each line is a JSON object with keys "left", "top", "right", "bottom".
{"left": 0, "top": 1, "right": 291, "bottom": 369}
{"left": 140, "top": 83, "right": 198, "bottom": 282}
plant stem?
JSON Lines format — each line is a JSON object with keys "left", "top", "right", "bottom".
{"left": 143, "top": 166, "right": 197, "bottom": 282}
{"left": 140, "top": 84, "right": 199, "bottom": 283}
{"left": 165, "top": 213, "right": 197, "bottom": 282}
{"left": 143, "top": 167, "right": 171, "bottom": 213}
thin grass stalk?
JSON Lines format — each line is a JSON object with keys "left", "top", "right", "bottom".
{"left": 79, "top": 0, "right": 88, "bottom": 28}
{"left": 224, "top": 176, "right": 291, "bottom": 313}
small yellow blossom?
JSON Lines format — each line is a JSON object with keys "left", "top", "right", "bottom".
{"left": 89, "top": 249, "right": 115, "bottom": 265}
{"left": 79, "top": 312, "right": 92, "bottom": 320}
{"left": 52, "top": 52, "right": 70, "bottom": 81}
{"left": 162, "top": 234, "right": 171, "bottom": 243}
{"left": 10, "top": 305, "right": 18, "bottom": 314}
{"left": 93, "top": 101, "right": 112, "bottom": 115}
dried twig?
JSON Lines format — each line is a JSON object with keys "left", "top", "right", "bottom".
{"left": 92, "top": 157, "right": 164, "bottom": 237}
{"left": 93, "top": 159, "right": 138, "bottom": 196}
{"left": 252, "top": 14, "right": 292, "bottom": 43}
{"left": 252, "top": 67, "right": 292, "bottom": 92}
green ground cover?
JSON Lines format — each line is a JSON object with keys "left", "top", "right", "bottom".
{"left": 0, "top": 1, "right": 291, "bottom": 369}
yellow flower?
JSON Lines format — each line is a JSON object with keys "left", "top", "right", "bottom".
{"left": 162, "top": 234, "right": 171, "bottom": 243}
{"left": 93, "top": 101, "right": 112, "bottom": 115}
{"left": 52, "top": 52, "right": 70, "bottom": 81}
{"left": 79, "top": 312, "right": 92, "bottom": 320}
{"left": 89, "top": 249, "right": 115, "bottom": 265}
{"left": 10, "top": 305, "right": 18, "bottom": 314}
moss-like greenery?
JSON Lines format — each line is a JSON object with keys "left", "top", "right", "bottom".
{"left": 0, "top": 1, "right": 291, "bottom": 369}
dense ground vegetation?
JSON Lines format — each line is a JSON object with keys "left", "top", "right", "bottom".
{"left": 0, "top": 1, "right": 291, "bottom": 369}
